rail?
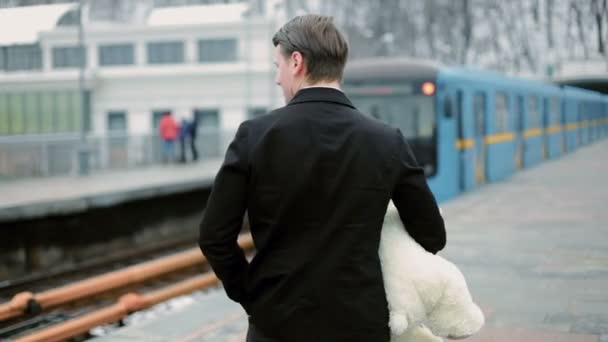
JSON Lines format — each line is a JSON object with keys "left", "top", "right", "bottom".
{"left": 0, "top": 233, "right": 198, "bottom": 296}
{"left": 0, "top": 234, "right": 253, "bottom": 322}
{"left": 13, "top": 273, "right": 220, "bottom": 342}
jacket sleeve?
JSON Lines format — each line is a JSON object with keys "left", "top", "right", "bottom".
{"left": 199, "top": 122, "right": 250, "bottom": 304}
{"left": 391, "top": 128, "right": 446, "bottom": 254}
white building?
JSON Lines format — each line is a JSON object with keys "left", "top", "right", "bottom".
{"left": 0, "top": 2, "right": 281, "bottom": 139}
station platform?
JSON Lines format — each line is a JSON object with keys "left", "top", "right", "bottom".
{"left": 96, "top": 139, "right": 608, "bottom": 341}
{"left": 0, "top": 159, "right": 222, "bottom": 222}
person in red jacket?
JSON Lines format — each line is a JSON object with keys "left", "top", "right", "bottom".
{"left": 159, "top": 111, "right": 178, "bottom": 163}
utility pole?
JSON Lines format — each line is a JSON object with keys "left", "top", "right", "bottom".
{"left": 77, "top": 0, "right": 89, "bottom": 175}
{"left": 245, "top": 0, "right": 253, "bottom": 120}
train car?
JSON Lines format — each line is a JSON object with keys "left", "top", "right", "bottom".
{"left": 343, "top": 58, "right": 607, "bottom": 203}
{"left": 604, "top": 96, "right": 608, "bottom": 138}
{"left": 562, "top": 86, "right": 602, "bottom": 150}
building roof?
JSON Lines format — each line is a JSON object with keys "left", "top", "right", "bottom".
{"left": 147, "top": 3, "right": 249, "bottom": 27}
{"left": 0, "top": 3, "right": 76, "bottom": 46}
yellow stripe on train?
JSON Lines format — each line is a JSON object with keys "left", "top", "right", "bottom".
{"left": 455, "top": 139, "right": 475, "bottom": 150}
{"left": 484, "top": 132, "right": 515, "bottom": 144}
{"left": 545, "top": 125, "right": 562, "bottom": 134}
{"left": 565, "top": 123, "right": 578, "bottom": 130}
{"left": 523, "top": 128, "right": 542, "bottom": 138}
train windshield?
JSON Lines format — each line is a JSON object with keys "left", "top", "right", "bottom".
{"left": 345, "top": 82, "right": 437, "bottom": 176}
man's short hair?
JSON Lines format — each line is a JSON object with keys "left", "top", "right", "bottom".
{"left": 272, "top": 14, "right": 349, "bottom": 83}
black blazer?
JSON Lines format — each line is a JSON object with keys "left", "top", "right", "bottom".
{"left": 199, "top": 87, "right": 446, "bottom": 342}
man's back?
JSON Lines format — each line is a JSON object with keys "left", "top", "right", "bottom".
{"left": 200, "top": 88, "right": 446, "bottom": 342}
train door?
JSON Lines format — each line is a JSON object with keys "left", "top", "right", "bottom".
{"left": 577, "top": 103, "right": 583, "bottom": 146}
{"left": 107, "top": 110, "right": 129, "bottom": 168}
{"left": 193, "top": 108, "right": 220, "bottom": 158}
{"left": 561, "top": 99, "right": 567, "bottom": 153}
{"left": 455, "top": 89, "right": 467, "bottom": 192}
{"left": 542, "top": 98, "right": 550, "bottom": 159}
{"left": 473, "top": 92, "right": 487, "bottom": 185}
{"left": 588, "top": 104, "right": 594, "bottom": 143}
{"left": 515, "top": 95, "right": 525, "bottom": 169}
{"left": 592, "top": 104, "right": 597, "bottom": 142}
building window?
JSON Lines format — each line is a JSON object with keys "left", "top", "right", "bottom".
{"left": 151, "top": 109, "right": 170, "bottom": 130}
{"left": 53, "top": 46, "right": 86, "bottom": 69}
{"left": 99, "top": 44, "right": 134, "bottom": 66}
{"left": 193, "top": 109, "right": 219, "bottom": 127}
{"left": 0, "top": 93, "right": 9, "bottom": 135}
{"left": 473, "top": 92, "right": 486, "bottom": 136}
{"left": 6, "top": 44, "right": 42, "bottom": 71}
{"left": 0, "top": 90, "right": 85, "bottom": 135}
{"left": 40, "top": 92, "right": 55, "bottom": 133}
{"left": 528, "top": 96, "right": 540, "bottom": 128}
{"left": 193, "top": 108, "right": 220, "bottom": 157}
{"left": 198, "top": 39, "right": 237, "bottom": 63}
{"left": 24, "top": 92, "right": 40, "bottom": 134}
{"left": 0, "top": 46, "right": 6, "bottom": 71}
{"left": 147, "top": 41, "right": 184, "bottom": 64}
{"left": 8, "top": 93, "right": 25, "bottom": 134}
{"left": 55, "top": 91, "right": 75, "bottom": 132}
{"left": 248, "top": 107, "right": 267, "bottom": 118}
{"left": 107, "top": 111, "right": 127, "bottom": 132}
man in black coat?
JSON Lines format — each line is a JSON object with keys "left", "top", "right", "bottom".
{"left": 199, "top": 14, "right": 446, "bottom": 342}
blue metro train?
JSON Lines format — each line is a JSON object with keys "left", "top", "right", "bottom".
{"left": 343, "top": 58, "right": 608, "bottom": 202}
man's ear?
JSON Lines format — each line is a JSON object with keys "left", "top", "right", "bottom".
{"left": 290, "top": 51, "right": 306, "bottom": 77}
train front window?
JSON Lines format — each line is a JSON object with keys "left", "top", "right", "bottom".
{"left": 352, "top": 95, "right": 435, "bottom": 139}
{"left": 346, "top": 84, "right": 437, "bottom": 176}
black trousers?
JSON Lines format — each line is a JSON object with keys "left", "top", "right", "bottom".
{"left": 246, "top": 323, "right": 279, "bottom": 342}
{"left": 179, "top": 137, "right": 186, "bottom": 163}
{"left": 189, "top": 137, "right": 198, "bottom": 161}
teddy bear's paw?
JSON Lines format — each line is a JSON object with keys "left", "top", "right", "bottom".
{"left": 389, "top": 311, "right": 409, "bottom": 335}
{"left": 428, "top": 301, "right": 485, "bottom": 338}
{"left": 411, "top": 325, "right": 443, "bottom": 342}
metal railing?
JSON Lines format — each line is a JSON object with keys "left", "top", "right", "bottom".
{"left": 0, "top": 128, "right": 235, "bottom": 181}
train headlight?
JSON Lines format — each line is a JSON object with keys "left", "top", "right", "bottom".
{"left": 422, "top": 82, "right": 436, "bottom": 96}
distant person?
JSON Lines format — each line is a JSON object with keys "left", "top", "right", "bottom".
{"left": 188, "top": 116, "right": 199, "bottom": 162}
{"left": 179, "top": 118, "right": 188, "bottom": 163}
{"left": 199, "top": 15, "right": 445, "bottom": 342}
{"left": 159, "top": 111, "right": 178, "bottom": 164}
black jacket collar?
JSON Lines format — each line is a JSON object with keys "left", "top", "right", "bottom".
{"left": 287, "top": 87, "right": 356, "bottom": 109}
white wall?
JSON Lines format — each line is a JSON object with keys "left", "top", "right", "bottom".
{"left": 92, "top": 69, "right": 277, "bottom": 135}
{"left": 29, "top": 19, "right": 280, "bottom": 136}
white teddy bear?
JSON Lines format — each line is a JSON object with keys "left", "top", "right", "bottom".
{"left": 379, "top": 202, "right": 485, "bottom": 342}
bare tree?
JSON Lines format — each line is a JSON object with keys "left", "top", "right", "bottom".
{"left": 546, "top": 0, "right": 555, "bottom": 49}
{"left": 424, "top": 0, "right": 438, "bottom": 59}
{"left": 461, "top": 0, "right": 472, "bottom": 64}
{"left": 591, "top": 0, "right": 607, "bottom": 54}
{"left": 532, "top": 0, "right": 541, "bottom": 27}
{"left": 571, "top": 1, "right": 590, "bottom": 59}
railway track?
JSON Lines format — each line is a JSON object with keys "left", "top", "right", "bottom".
{"left": 0, "top": 234, "right": 254, "bottom": 341}
{"left": 0, "top": 234, "right": 200, "bottom": 301}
